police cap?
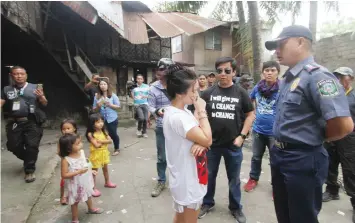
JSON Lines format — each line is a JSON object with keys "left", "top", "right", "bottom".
{"left": 265, "top": 25, "right": 313, "bottom": 51}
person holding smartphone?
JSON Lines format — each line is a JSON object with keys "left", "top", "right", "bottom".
{"left": 84, "top": 74, "right": 101, "bottom": 114}
{"left": 163, "top": 65, "right": 212, "bottom": 223}
{"left": 93, "top": 79, "right": 121, "bottom": 156}
{"left": 148, "top": 58, "right": 175, "bottom": 197}
{"left": 1, "top": 66, "right": 48, "bottom": 183}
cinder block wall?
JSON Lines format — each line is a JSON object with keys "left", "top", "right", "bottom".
{"left": 315, "top": 32, "right": 355, "bottom": 75}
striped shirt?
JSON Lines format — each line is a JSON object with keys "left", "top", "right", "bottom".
{"left": 148, "top": 81, "right": 171, "bottom": 127}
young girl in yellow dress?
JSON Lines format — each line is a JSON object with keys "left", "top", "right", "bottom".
{"left": 86, "top": 113, "right": 117, "bottom": 197}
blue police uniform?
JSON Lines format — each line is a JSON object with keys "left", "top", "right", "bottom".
{"left": 271, "top": 56, "right": 350, "bottom": 223}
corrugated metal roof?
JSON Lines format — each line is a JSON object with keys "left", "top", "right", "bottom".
{"left": 88, "top": 1, "right": 125, "bottom": 37}
{"left": 140, "top": 12, "right": 184, "bottom": 38}
{"left": 159, "top": 13, "right": 205, "bottom": 35}
{"left": 123, "top": 11, "right": 149, "bottom": 44}
{"left": 62, "top": 1, "right": 228, "bottom": 45}
{"left": 176, "top": 13, "right": 226, "bottom": 31}
{"left": 140, "top": 12, "right": 227, "bottom": 37}
{"left": 61, "top": 1, "right": 98, "bottom": 25}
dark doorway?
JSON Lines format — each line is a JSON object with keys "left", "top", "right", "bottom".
{"left": 117, "top": 66, "right": 128, "bottom": 96}
{"left": 133, "top": 67, "right": 147, "bottom": 83}
{"left": 1, "top": 15, "right": 88, "bottom": 119}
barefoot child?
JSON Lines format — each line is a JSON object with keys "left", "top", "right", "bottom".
{"left": 57, "top": 119, "right": 78, "bottom": 205}
{"left": 86, "top": 113, "right": 117, "bottom": 197}
{"left": 59, "top": 133, "right": 103, "bottom": 223}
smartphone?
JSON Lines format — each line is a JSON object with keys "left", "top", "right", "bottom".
{"left": 37, "top": 84, "right": 43, "bottom": 90}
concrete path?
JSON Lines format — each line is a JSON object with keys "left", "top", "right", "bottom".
{"left": 1, "top": 129, "right": 60, "bottom": 223}
{"left": 2, "top": 126, "right": 353, "bottom": 223}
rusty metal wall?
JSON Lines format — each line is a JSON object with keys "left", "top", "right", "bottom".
{"left": 1, "top": 1, "right": 43, "bottom": 38}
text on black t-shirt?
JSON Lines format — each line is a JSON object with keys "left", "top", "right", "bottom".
{"left": 201, "top": 84, "right": 253, "bottom": 147}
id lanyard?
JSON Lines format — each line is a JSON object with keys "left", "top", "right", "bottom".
{"left": 346, "top": 87, "right": 353, "bottom": 96}
{"left": 14, "top": 82, "right": 28, "bottom": 97}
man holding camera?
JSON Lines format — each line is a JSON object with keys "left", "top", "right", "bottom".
{"left": 1, "top": 66, "right": 48, "bottom": 183}
{"left": 84, "top": 74, "right": 100, "bottom": 105}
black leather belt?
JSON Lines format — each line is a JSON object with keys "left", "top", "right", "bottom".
{"left": 8, "top": 117, "right": 28, "bottom": 122}
{"left": 274, "top": 140, "right": 317, "bottom": 150}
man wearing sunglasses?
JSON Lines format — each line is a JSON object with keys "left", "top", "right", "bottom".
{"left": 148, "top": 58, "right": 174, "bottom": 197}
{"left": 265, "top": 25, "right": 354, "bottom": 223}
{"left": 198, "top": 57, "right": 255, "bottom": 223}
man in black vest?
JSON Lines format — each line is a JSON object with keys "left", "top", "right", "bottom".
{"left": 1, "top": 66, "right": 48, "bottom": 183}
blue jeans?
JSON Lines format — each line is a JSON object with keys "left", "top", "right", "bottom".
{"left": 270, "top": 145, "right": 328, "bottom": 223}
{"left": 155, "top": 127, "right": 166, "bottom": 182}
{"left": 249, "top": 131, "right": 275, "bottom": 181}
{"left": 203, "top": 145, "right": 243, "bottom": 210}
{"left": 105, "top": 119, "right": 120, "bottom": 150}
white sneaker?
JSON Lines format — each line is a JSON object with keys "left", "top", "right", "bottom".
{"left": 136, "top": 130, "right": 142, "bottom": 137}
{"left": 143, "top": 133, "right": 148, "bottom": 138}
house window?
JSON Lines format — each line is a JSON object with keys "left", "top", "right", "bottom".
{"left": 171, "top": 35, "right": 182, "bottom": 53}
{"left": 205, "top": 31, "right": 222, "bottom": 50}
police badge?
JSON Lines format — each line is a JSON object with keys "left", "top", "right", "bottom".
{"left": 6, "top": 91, "right": 16, "bottom": 100}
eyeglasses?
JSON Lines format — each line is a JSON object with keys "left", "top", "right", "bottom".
{"left": 158, "top": 68, "right": 166, "bottom": 71}
{"left": 216, "top": 68, "right": 232, "bottom": 75}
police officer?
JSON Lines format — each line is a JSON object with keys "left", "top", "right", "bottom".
{"left": 265, "top": 25, "right": 354, "bottom": 223}
{"left": 322, "top": 67, "right": 355, "bottom": 222}
{"left": 1, "top": 66, "right": 48, "bottom": 183}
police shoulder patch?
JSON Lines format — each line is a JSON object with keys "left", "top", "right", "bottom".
{"left": 317, "top": 79, "right": 339, "bottom": 97}
{"left": 304, "top": 63, "right": 320, "bottom": 73}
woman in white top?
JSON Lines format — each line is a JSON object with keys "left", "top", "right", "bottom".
{"left": 163, "top": 65, "right": 212, "bottom": 223}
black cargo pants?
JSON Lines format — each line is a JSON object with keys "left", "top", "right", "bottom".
{"left": 324, "top": 132, "right": 355, "bottom": 207}
{"left": 6, "top": 120, "right": 43, "bottom": 174}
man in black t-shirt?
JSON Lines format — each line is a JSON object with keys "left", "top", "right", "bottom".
{"left": 84, "top": 74, "right": 100, "bottom": 103}
{"left": 198, "top": 57, "right": 255, "bottom": 223}
{"left": 84, "top": 74, "right": 100, "bottom": 115}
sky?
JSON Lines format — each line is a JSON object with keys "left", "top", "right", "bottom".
{"left": 142, "top": 0, "right": 355, "bottom": 38}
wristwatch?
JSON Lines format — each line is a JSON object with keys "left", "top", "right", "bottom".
{"left": 240, "top": 134, "right": 247, "bottom": 140}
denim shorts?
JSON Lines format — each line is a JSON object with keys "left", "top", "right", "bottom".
{"left": 173, "top": 200, "right": 203, "bottom": 213}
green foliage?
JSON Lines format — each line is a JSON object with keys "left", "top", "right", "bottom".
{"left": 210, "top": 1, "right": 254, "bottom": 74}
{"left": 260, "top": 1, "right": 302, "bottom": 26}
{"left": 260, "top": 1, "right": 338, "bottom": 26}
{"left": 154, "top": 1, "right": 207, "bottom": 14}
{"left": 210, "top": 1, "right": 233, "bottom": 21}
{"left": 234, "top": 23, "right": 253, "bottom": 73}
{"left": 323, "top": 1, "right": 339, "bottom": 13}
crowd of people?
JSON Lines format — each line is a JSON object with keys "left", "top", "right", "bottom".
{"left": 2, "top": 25, "right": 355, "bottom": 223}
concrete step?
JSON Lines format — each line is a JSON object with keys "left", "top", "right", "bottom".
{"left": 118, "top": 118, "right": 136, "bottom": 128}
{"left": 118, "top": 111, "right": 133, "bottom": 119}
